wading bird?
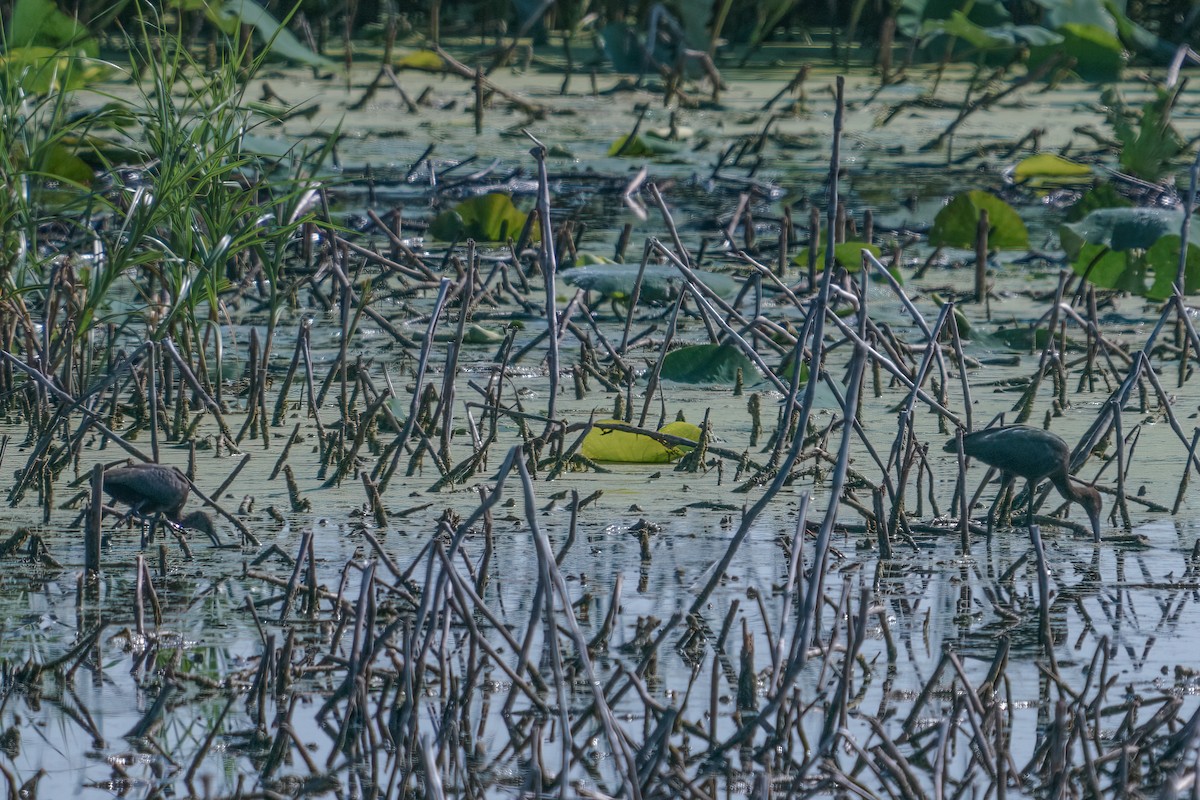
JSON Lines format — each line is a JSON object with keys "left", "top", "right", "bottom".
{"left": 945, "top": 425, "right": 1102, "bottom": 541}
{"left": 103, "top": 462, "right": 217, "bottom": 541}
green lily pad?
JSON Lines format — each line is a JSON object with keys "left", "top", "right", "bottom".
{"left": 1060, "top": 207, "right": 1183, "bottom": 260}
{"left": 991, "top": 326, "right": 1077, "bottom": 351}
{"left": 1030, "top": 22, "right": 1126, "bottom": 83}
{"left": 573, "top": 252, "right": 616, "bottom": 266}
{"left": 793, "top": 241, "right": 882, "bottom": 272}
{"left": 422, "top": 323, "right": 506, "bottom": 344}
{"left": 429, "top": 193, "right": 534, "bottom": 242}
{"left": 394, "top": 49, "right": 445, "bottom": 71}
{"left": 922, "top": 11, "right": 1062, "bottom": 50}
{"left": 607, "top": 133, "right": 681, "bottom": 157}
{"left": 930, "top": 190, "right": 1028, "bottom": 250}
{"left": 778, "top": 355, "right": 810, "bottom": 384}
{"left": 581, "top": 419, "right": 700, "bottom": 463}
{"left": 1012, "top": 154, "right": 1092, "bottom": 187}
{"left": 1071, "top": 243, "right": 1146, "bottom": 293}
{"left": 1144, "top": 237, "right": 1200, "bottom": 300}
{"left": 661, "top": 344, "right": 758, "bottom": 385}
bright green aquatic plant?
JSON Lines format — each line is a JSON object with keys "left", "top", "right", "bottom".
{"left": 429, "top": 193, "right": 535, "bottom": 242}
{"left": 930, "top": 190, "right": 1028, "bottom": 250}
{"left": 581, "top": 419, "right": 700, "bottom": 463}
{"left": 1061, "top": 208, "right": 1200, "bottom": 299}
{"left": 661, "top": 344, "right": 759, "bottom": 385}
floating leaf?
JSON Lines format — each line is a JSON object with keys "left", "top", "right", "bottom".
{"left": 607, "top": 133, "right": 681, "bottom": 157}
{"left": 562, "top": 264, "right": 737, "bottom": 303}
{"left": 573, "top": 252, "right": 616, "bottom": 266}
{"left": 661, "top": 344, "right": 758, "bottom": 385}
{"left": 778, "top": 355, "right": 810, "bottom": 384}
{"left": 1030, "top": 22, "right": 1126, "bottom": 82}
{"left": 930, "top": 190, "right": 1028, "bottom": 250}
{"left": 429, "top": 193, "right": 533, "bottom": 242}
{"left": 1012, "top": 153, "right": 1091, "bottom": 186}
{"left": 793, "top": 241, "right": 882, "bottom": 272}
{"left": 421, "top": 323, "right": 506, "bottom": 344}
{"left": 931, "top": 293, "right": 973, "bottom": 338}
{"left": 394, "top": 49, "right": 445, "bottom": 71}
{"left": 921, "top": 11, "right": 1061, "bottom": 50}
{"left": 992, "top": 326, "right": 1078, "bottom": 351}
{"left": 1060, "top": 207, "right": 1183, "bottom": 259}
{"left": 1071, "top": 243, "right": 1145, "bottom": 293}
{"left": 581, "top": 419, "right": 698, "bottom": 463}
{"left": 1144, "top": 237, "right": 1200, "bottom": 300}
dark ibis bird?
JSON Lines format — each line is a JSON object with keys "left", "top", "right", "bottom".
{"left": 945, "top": 425, "right": 1102, "bottom": 541}
{"left": 103, "top": 462, "right": 216, "bottom": 540}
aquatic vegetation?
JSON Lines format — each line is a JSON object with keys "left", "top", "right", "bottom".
{"left": 1, "top": 5, "right": 1200, "bottom": 800}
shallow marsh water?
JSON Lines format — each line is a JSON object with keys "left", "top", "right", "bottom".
{"left": 4, "top": 58, "right": 1200, "bottom": 797}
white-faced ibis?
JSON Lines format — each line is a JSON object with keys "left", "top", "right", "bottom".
{"left": 945, "top": 425, "right": 1102, "bottom": 541}
{"left": 103, "top": 463, "right": 216, "bottom": 539}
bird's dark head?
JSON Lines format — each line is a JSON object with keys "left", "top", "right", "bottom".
{"left": 179, "top": 510, "right": 217, "bottom": 540}
{"left": 1077, "top": 483, "right": 1103, "bottom": 542}
{"left": 943, "top": 429, "right": 968, "bottom": 454}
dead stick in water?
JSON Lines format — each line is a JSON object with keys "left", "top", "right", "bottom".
{"left": 86, "top": 464, "right": 103, "bottom": 574}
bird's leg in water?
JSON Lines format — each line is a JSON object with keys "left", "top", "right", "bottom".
{"left": 1025, "top": 479, "right": 1037, "bottom": 533}
{"left": 141, "top": 512, "right": 165, "bottom": 548}
{"left": 998, "top": 480, "right": 1015, "bottom": 528}
{"left": 985, "top": 475, "right": 1016, "bottom": 537}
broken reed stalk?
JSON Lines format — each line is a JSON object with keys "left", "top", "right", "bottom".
{"left": 86, "top": 464, "right": 103, "bottom": 574}
{"left": 975, "top": 208, "right": 989, "bottom": 304}
{"left": 651, "top": 239, "right": 788, "bottom": 392}
{"left": 529, "top": 137, "right": 561, "bottom": 430}
{"left": 376, "top": 277, "right": 452, "bottom": 492}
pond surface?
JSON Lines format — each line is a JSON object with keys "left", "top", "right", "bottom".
{"left": 4, "top": 56, "right": 1200, "bottom": 798}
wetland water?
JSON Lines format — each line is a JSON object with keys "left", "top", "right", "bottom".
{"left": 4, "top": 57, "right": 1200, "bottom": 798}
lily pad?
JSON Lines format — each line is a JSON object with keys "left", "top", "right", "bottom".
{"left": 421, "top": 323, "right": 506, "bottom": 344}
{"left": 930, "top": 191, "right": 1028, "bottom": 250}
{"left": 429, "top": 193, "right": 534, "bottom": 242}
{"left": 793, "top": 241, "right": 883, "bottom": 272}
{"left": 921, "top": 12, "right": 1062, "bottom": 50}
{"left": 778, "top": 355, "right": 810, "bottom": 384}
{"left": 1031, "top": 22, "right": 1126, "bottom": 83}
{"left": 1012, "top": 153, "right": 1091, "bottom": 186}
{"left": 1060, "top": 207, "right": 1183, "bottom": 259}
{"left": 991, "top": 326, "right": 1078, "bottom": 351}
{"left": 661, "top": 344, "right": 758, "bottom": 385}
{"left": 1071, "top": 244, "right": 1146, "bottom": 294}
{"left": 581, "top": 419, "right": 699, "bottom": 463}
{"left": 1144, "top": 237, "right": 1200, "bottom": 300}
{"left": 395, "top": 50, "right": 445, "bottom": 71}
{"left": 607, "top": 133, "right": 682, "bottom": 157}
